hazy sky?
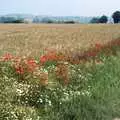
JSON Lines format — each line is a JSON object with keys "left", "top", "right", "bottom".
{"left": 0, "top": 0, "right": 120, "bottom": 16}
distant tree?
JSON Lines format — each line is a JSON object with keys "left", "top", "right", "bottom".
{"left": 0, "top": 17, "right": 24, "bottom": 23}
{"left": 47, "top": 20, "right": 54, "bottom": 23}
{"left": 112, "top": 11, "right": 120, "bottom": 23}
{"left": 63, "top": 21, "right": 76, "bottom": 24}
{"left": 99, "top": 15, "right": 108, "bottom": 23}
{"left": 90, "top": 17, "right": 99, "bottom": 23}
{"left": 12, "top": 19, "right": 24, "bottom": 23}
{"left": 0, "top": 17, "right": 15, "bottom": 23}
{"left": 41, "top": 17, "right": 51, "bottom": 23}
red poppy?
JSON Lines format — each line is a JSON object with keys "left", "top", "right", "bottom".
{"left": 2, "top": 53, "right": 13, "bottom": 61}
{"left": 15, "top": 66, "right": 24, "bottom": 74}
{"left": 40, "top": 51, "right": 58, "bottom": 64}
{"left": 23, "top": 58, "right": 37, "bottom": 72}
{"left": 47, "top": 53, "right": 57, "bottom": 61}
{"left": 95, "top": 43, "right": 102, "bottom": 50}
{"left": 26, "top": 59, "right": 36, "bottom": 66}
{"left": 40, "top": 55, "right": 48, "bottom": 64}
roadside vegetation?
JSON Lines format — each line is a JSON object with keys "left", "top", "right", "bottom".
{"left": 1, "top": 37, "right": 120, "bottom": 120}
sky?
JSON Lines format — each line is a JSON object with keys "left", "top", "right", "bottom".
{"left": 0, "top": 0, "right": 120, "bottom": 16}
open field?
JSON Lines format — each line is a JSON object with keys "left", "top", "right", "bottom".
{"left": 1, "top": 24, "right": 120, "bottom": 120}
{"left": 0, "top": 24, "right": 120, "bottom": 56}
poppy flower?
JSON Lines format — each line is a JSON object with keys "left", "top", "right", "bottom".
{"left": 40, "top": 51, "right": 58, "bottom": 64}
{"left": 2, "top": 53, "right": 13, "bottom": 61}
{"left": 25, "top": 59, "right": 37, "bottom": 72}
{"left": 40, "top": 55, "right": 48, "bottom": 64}
{"left": 15, "top": 66, "right": 24, "bottom": 74}
{"left": 95, "top": 43, "right": 102, "bottom": 50}
{"left": 47, "top": 53, "right": 57, "bottom": 61}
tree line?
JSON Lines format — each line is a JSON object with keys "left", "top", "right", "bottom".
{"left": 90, "top": 11, "right": 120, "bottom": 23}
{"left": 0, "top": 17, "right": 24, "bottom": 23}
{"left": 0, "top": 11, "right": 120, "bottom": 24}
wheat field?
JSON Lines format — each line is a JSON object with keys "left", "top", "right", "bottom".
{"left": 0, "top": 24, "right": 120, "bottom": 56}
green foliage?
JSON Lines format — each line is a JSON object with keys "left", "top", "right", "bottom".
{"left": 63, "top": 21, "right": 76, "bottom": 24}
{"left": 90, "top": 15, "right": 108, "bottom": 24}
{"left": 112, "top": 11, "right": 120, "bottom": 23}
{"left": 12, "top": 19, "right": 24, "bottom": 23}
{"left": 0, "top": 16, "right": 24, "bottom": 23}
{"left": 99, "top": 15, "right": 108, "bottom": 23}
{"left": 1, "top": 46, "right": 120, "bottom": 119}
{"left": 90, "top": 17, "right": 99, "bottom": 23}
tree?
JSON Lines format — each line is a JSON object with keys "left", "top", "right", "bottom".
{"left": 112, "top": 11, "right": 120, "bottom": 23}
{"left": 0, "top": 17, "right": 15, "bottom": 23}
{"left": 90, "top": 17, "right": 99, "bottom": 23}
{"left": 64, "top": 21, "right": 75, "bottom": 24}
{"left": 12, "top": 19, "right": 24, "bottom": 23}
{"left": 0, "top": 17, "right": 24, "bottom": 23}
{"left": 99, "top": 15, "right": 108, "bottom": 23}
